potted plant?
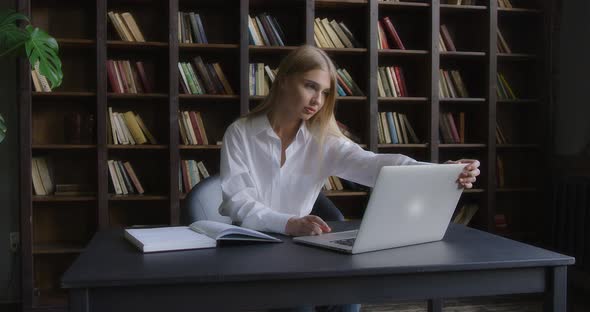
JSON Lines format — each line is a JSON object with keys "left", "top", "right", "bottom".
{"left": 0, "top": 10, "right": 63, "bottom": 143}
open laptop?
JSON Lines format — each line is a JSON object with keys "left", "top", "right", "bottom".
{"left": 293, "top": 164, "right": 466, "bottom": 254}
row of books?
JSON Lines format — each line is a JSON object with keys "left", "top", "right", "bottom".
{"left": 443, "top": 0, "right": 478, "bottom": 4}
{"left": 497, "top": 73, "right": 517, "bottom": 100}
{"left": 337, "top": 121, "right": 362, "bottom": 144}
{"left": 31, "top": 157, "right": 53, "bottom": 195}
{"left": 314, "top": 18, "right": 361, "bottom": 49}
{"left": 249, "top": 63, "right": 276, "bottom": 96}
{"left": 322, "top": 176, "right": 345, "bottom": 191}
{"left": 452, "top": 203, "right": 479, "bottom": 225}
{"left": 497, "top": 29, "right": 512, "bottom": 54}
{"left": 439, "top": 69, "right": 469, "bottom": 98}
{"left": 248, "top": 13, "right": 286, "bottom": 47}
{"left": 178, "top": 110, "right": 209, "bottom": 145}
{"left": 377, "top": 16, "right": 404, "bottom": 50}
{"left": 336, "top": 68, "right": 363, "bottom": 96}
{"left": 377, "top": 66, "right": 409, "bottom": 97}
{"left": 439, "top": 112, "right": 465, "bottom": 144}
{"left": 108, "top": 160, "right": 144, "bottom": 195}
{"left": 178, "top": 57, "right": 234, "bottom": 95}
{"left": 179, "top": 160, "right": 210, "bottom": 193}
{"left": 496, "top": 122, "right": 509, "bottom": 144}
{"left": 108, "top": 11, "right": 145, "bottom": 42}
{"left": 178, "top": 12, "right": 208, "bottom": 44}
{"left": 31, "top": 62, "right": 52, "bottom": 92}
{"left": 107, "top": 108, "right": 157, "bottom": 145}
{"left": 107, "top": 60, "right": 153, "bottom": 94}
{"left": 378, "top": 112, "right": 419, "bottom": 144}
{"left": 439, "top": 24, "right": 456, "bottom": 52}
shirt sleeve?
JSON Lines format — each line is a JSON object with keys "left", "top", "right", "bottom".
{"left": 218, "top": 123, "right": 296, "bottom": 234}
{"left": 326, "top": 135, "right": 435, "bottom": 188}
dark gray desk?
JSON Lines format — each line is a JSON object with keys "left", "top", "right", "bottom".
{"left": 62, "top": 222, "right": 574, "bottom": 312}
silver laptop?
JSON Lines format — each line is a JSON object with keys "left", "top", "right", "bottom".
{"left": 293, "top": 164, "right": 466, "bottom": 254}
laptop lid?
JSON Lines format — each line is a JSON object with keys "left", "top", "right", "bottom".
{"left": 351, "top": 164, "right": 465, "bottom": 254}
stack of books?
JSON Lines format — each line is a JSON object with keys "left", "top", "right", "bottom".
{"left": 439, "top": 70, "right": 469, "bottom": 98}
{"left": 314, "top": 18, "right": 361, "bottom": 48}
{"left": 108, "top": 160, "right": 144, "bottom": 195}
{"left": 249, "top": 63, "right": 277, "bottom": 96}
{"left": 497, "top": 73, "right": 517, "bottom": 100}
{"left": 439, "top": 112, "right": 465, "bottom": 144}
{"left": 107, "top": 108, "right": 157, "bottom": 145}
{"left": 377, "top": 66, "right": 408, "bottom": 97}
{"left": 439, "top": 24, "right": 456, "bottom": 52}
{"left": 248, "top": 13, "right": 286, "bottom": 46}
{"left": 178, "top": 110, "right": 209, "bottom": 145}
{"left": 377, "top": 16, "right": 405, "bottom": 49}
{"left": 179, "top": 56, "right": 234, "bottom": 95}
{"left": 107, "top": 60, "right": 153, "bottom": 94}
{"left": 178, "top": 12, "right": 208, "bottom": 43}
{"left": 497, "top": 29, "right": 512, "bottom": 53}
{"left": 31, "top": 157, "right": 53, "bottom": 195}
{"left": 336, "top": 67, "right": 363, "bottom": 96}
{"left": 107, "top": 11, "right": 145, "bottom": 42}
{"left": 179, "top": 160, "right": 210, "bottom": 193}
{"left": 377, "top": 112, "right": 419, "bottom": 144}
{"left": 31, "top": 62, "right": 52, "bottom": 92}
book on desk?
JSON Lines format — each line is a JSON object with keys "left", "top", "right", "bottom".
{"left": 124, "top": 220, "right": 282, "bottom": 253}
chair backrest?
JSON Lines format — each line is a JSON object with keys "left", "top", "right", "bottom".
{"left": 181, "top": 175, "right": 232, "bottom": 225}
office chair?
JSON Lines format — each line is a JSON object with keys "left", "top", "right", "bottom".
{"left": 181, "top": 174, "right": 344, "bottom": 225}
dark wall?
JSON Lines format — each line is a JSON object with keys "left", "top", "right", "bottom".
{"left": 554, "top": 0, "right": 590, "bottom": 156}
{"left": 0, "top": 0, "right": 20, "bottom": 303}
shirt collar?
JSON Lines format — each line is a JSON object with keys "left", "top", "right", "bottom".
{"left": 250, "top": 113, "right": 309, "bottom": 142}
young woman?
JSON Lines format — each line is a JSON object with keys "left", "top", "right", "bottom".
{"left": 219, "top": 46, "right": 479, "bottom": 311}
{"left": 219, "top": 45, "right": 480, "bottom": 239}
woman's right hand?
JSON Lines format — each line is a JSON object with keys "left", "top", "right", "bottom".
{"left": 285, "top": 215, "right": 332, "bottom": 236}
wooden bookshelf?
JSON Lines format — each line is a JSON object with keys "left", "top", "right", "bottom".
{"left": 17, "top": 0, "right": 552, "bottom": 310}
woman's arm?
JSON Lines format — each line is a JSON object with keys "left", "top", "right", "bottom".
{"left": 219, "top": 124, "right": 295, "bottom": 234}
{"left": 326, "top": 136, "right": 432, "bottom": 188}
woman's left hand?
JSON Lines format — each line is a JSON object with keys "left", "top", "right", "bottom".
{"left": 445, "top": 159, "right": 480, "bottom": 189}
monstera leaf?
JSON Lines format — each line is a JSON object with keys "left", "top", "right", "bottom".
{"left": 0, "top": 113, "right": 6, "bottom": 144}
{"left": 25, "top": 25, "right": 62, "bottom": 88}
{"left": 0, "top": 10, "right": 28, "bottom": 53}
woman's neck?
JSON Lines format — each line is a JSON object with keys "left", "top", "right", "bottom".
{"left": 267, "top": 110, "right": 301, "bottom": 140}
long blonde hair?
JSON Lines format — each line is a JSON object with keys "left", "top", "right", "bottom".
{"left": 244, "top": 45, "right": 349, "bottom": 153}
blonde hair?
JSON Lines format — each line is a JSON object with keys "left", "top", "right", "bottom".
{"left": 244, "top": 45, "right": 349, "bottom": 157}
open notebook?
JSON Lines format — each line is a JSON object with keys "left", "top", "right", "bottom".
{"left": 124, "top": 220, "right": 282, "bottom": 253}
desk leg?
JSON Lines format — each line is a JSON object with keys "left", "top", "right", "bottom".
{"left": 544, "top": 266, "right": 567, "bottom": 312}
{"left": 427, "top": 298, "right": 442, "bottom": 312}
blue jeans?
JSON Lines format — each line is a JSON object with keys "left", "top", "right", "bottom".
{"left": 269, "top": 304, "right": 361, "bottom": 312}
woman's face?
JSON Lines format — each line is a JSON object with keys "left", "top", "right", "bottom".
{"left": 280, "top": 69, "right": 331, "bottom": 121}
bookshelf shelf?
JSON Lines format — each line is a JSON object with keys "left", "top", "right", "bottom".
{"left": 32, "top": 91, "right": 96, "bottom": 98}
{"left": 32, "top": 144, "right": 96, "bottom": 150}
{"left": 107, "top": 145, "right": 168, "bottom": 150}
{"left": 322, "top": 190, "right": 369, "bottom": 197}
{"left": 378, "top": 49, "right": 429, "bottom": 56}
{"left": 179, "top": 43, "right": 240, "bottom": 51}
{"left": 439, "top": 144, "right": 487, "bottom": 149}
{"left": 32, "top": 196, "right": 97, "bottom": 202}
{"left": 109, "top": 195, "right": 169, "bottom": 201}
{"left": 32, "top": 243, "right": 85, "bottom": 255}
{"left": 440, "top": 51, "right": 486, "bottom": 58}
{"left": 18, "top": 0, "right": 552, "bottom": 310}
{"left": 440, "top": 4, "right": 487, "bottom": 12}
{"left": 179, "top": 145, "right": 223, "bottom": 150}
{"left": 496, "top": 187, "right": 538, "bottom": 193}
{"left": 107, "top": 40, "right": 168, "bottom": 49}
{"left": 498, "top": 8, "right": 542, "bottom": 15}
{"left": 378, "top": 144, "right": 428, "bottom": 149}
{"left": 107, "top": 93, "right": 168, "bottom": 99}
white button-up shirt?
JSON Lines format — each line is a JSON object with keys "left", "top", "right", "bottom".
{"left": 219, "top": 113, "right": 430, "bottom": 234}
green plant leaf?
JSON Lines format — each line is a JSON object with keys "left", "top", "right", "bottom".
{"left": 0, "top": 113, "right": 6, "bottom": 144}
{"left": 0, "top": 10, "right": 29, "bottom": 56}
{"left": 25, "top": 25, "right": 62, "bottom": 89}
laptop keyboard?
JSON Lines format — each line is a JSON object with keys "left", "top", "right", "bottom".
{"left": 332, "top": 238, "right": 356, "bottom": 247}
